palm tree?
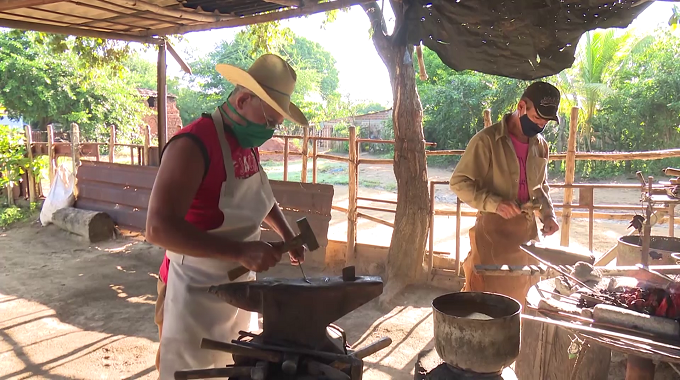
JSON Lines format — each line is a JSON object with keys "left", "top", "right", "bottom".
{"left": 570, "top": 29, "right": 652, "bottom": 151}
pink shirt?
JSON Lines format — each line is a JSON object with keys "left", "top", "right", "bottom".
{"left": 509, "top": 133, "right": 530, "bottom": 204}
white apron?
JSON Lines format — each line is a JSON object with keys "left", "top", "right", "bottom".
{"left": 158, "top": 109, "right": 276, "bottom": 379}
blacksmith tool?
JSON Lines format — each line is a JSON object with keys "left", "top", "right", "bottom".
{"left": 227, "top": 217, "right": 319, "bottom": 282}
{"left": 209, "top": 272, "right": 383, "bottom": 353}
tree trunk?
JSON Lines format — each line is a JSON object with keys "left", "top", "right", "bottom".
{"left": 362, "top": 1, "right": 430, "bottom": 302}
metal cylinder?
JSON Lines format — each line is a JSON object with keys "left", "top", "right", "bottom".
{"left": 618, "top": 235, "right": 680, "bottom": 266}
{"left": 432, "top": 292, "right": 521, "bottom": 374}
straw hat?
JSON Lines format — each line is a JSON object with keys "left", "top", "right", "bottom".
{"left": 216, "top": 54, "right": 309, "bottom": 127}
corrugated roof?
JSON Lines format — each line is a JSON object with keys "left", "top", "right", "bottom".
{"left": 0, "top": 0, "right": 369, "bottom": 44}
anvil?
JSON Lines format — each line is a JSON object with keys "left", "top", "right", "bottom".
{"left": 209, "top": 272, "right": 383, "bottom": 354}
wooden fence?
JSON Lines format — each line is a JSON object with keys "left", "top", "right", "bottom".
{"left": 15, "top": 107, "right": 680, "bottom": 277}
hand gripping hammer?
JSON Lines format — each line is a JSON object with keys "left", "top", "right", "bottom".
{"left": 227, "top": 217, "right": 319, "bottom": 282}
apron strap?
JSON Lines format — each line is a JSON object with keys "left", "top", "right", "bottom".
{"left": 211, "top": 108, "right": 236, "bottom": 187}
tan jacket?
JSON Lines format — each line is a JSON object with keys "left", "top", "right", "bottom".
{"left": 449, "top": 115, "right": 556, "bottom": 221}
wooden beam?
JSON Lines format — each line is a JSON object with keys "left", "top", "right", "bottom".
{"left": 0, "top": 0, "right": 64, "bottom": 12}
{"left": 141, "top": 0, "right": 366, "bottom": 36}
{"left": 265, "top": 0, "right": 303, "bottom": 7}
{"left": 157, "top": 39, "right": 168, "bottom": 158}
{"left": 0, "top": 17, "right": 161, "bottom": 44}
{"left": 101, "top": 0, "right": 233, "bottom": 23}
{"left": 166, "top": 41, "right": 192, "bottom": 75}
{"left": 72, "top": 0, "right": 184, "bottom": 28}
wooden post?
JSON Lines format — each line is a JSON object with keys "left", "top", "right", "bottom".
{"left": 483, "top": 109, "right": 492, "bottom": 127}
{"left": 143, "top": 125, "right": 150, "bottom": 166}
{"left": 283, "top": 136, "right": 289, "bottom": 181}
{"left": 95, "top": 143, "right": 100, "bottom": 162}
{"left": 579, "top": 187, "right": 595, "bottom": 252}
{"left": 70, "top": 123, "right": 80, "bottom": 174}
{"left": 24, "top": 125, "right": 36, "bottom": 204}
{"left": 428, "top": 181, "right": 435, "bottom": 273}
{"left": 668, "top": 204, "right": 675, "bottom": 238}
{"left": 157, "top": 39, "right": 168, "bottom": 161}
{"left": 312, "top": 136, "right": 318, "bottom": 184}
{"left": 47, "top": 124, "right": 54, "bottom": 185}
{"left": 5, "top": 173, "right": 12, "bottom": 206}
{"left": 130, "top": 146, "right": 135, "bottom": 165}
{"left": 108, "top": 125, "right": 116, "bottom": 163}
{"left": 346, "top": 126, "right": 358, "bottom": 266}
{"left": 301, "top": 127, "right": 309, "bottom": 183}
{"left": 560, "top": 107, "right": 579, "bottom": 247}
{"left": 641, "top": 176, "right": 653, "bottom": 266}
{"left": 456, "top": 197, "right": 462, "bottom": 276}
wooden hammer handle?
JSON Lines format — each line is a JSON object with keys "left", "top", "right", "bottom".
{"left": 226, "top": 242, "right": 292, "bottom": 281}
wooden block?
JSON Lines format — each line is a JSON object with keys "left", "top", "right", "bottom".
{"left": 52, "top": 207, "right": 115, "bottom": 242}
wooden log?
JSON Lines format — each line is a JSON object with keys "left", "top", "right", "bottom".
{"left": 24, "top": 125, "right": 36, "bottom": 204}
{"left": 561, "top": 107, "right": 579, "bottom": 247}
{"left": 301, "top": 127, "right": 309, "bottom": 183}
{"left": 52, "top": 207, "right": 115, "bottom": 243}
{"left": 346, "top": 126, "right": 358, "bottom": 266}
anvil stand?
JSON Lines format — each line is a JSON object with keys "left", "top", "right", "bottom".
{"left": 174, "top": 266, "right": 392, "bottom": 380}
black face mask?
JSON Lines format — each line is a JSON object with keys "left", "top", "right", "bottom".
{"left": 520, "top": 114, "right": 544, "bottom": 138}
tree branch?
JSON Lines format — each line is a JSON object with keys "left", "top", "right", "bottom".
{"left": 361, "top": 2, "right": 390, "bottom": 50}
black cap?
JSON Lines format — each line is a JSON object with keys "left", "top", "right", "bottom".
{"left": 522, "top": 81, "right": 561, "bottom": 122}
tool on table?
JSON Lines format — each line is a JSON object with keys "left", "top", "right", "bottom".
{"left": 520, "top": 242, "right": 597, "bottom": 293}
{"left": 227, "top": 217, "right": 319, "bottom": 282}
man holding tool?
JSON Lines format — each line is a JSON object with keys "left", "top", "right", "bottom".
{"left": 449, "top": 81, "right": 561, "bottom": 307}
{"left": 146, "top": 54, "right": 308, "bottom": 378}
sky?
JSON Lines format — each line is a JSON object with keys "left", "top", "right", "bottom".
{"left": 141, "top": 1, "right": 678, "bottom": 107}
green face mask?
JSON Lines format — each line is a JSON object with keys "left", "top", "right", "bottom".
{"left": 218, "top": 101, "right": 275, "bottom": 148}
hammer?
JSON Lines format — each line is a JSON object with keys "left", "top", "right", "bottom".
{"left": 227, "top": 218, "right": 320, "bottom": 281}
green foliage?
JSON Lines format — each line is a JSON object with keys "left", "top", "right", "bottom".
{"left": 161, "top": 28, "right": 383, "bottom": 128}
{"left": 0, "top": 125, "right": 28, "bottom": 189}
{"left": 416, "top": 47, "right": 529, "bottom": 167}
{"left": 417, "top": 27, "right": 680, "bottom": 178}
{"left": 0, "top": 30, "right": 149, "bottom": 141}
{"left": 0, "top": 203, "right": 39, "bottom": 228}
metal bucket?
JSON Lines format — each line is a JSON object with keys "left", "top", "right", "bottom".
{"left": 617, "top": 235, "right": 680, "bottom": 266}
{"left": 432, "top": 292, "right": 521, "bottom": 375}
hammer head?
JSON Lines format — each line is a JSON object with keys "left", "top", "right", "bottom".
{"left": 296, "top": 217, "right": 320, "bottom": 251}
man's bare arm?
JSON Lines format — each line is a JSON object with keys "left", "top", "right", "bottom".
{"left": 264, "top": 203, "right": 295, "bottom": 241}
{"left": 145, "top": 137, "right": 243, "bottom": 260}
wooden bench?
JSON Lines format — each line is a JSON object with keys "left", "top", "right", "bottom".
{"left": 75, "top": 160, "right": 334, "bottom": 261}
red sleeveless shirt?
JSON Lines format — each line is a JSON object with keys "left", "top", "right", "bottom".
{"left": 157, "top": 114, "right": 261, "bottom": 283}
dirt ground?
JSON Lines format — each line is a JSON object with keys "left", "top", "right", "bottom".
{"left": 0, "top": 220, "right": 451, "bottom": 380}
{"left": 3, "top": 156, "right": 678, "bottom": 379}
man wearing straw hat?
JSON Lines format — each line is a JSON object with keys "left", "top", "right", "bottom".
{"left": 449, "top": 81, "right": 561, "bottom": 308}
{"left": 146, "top": 54, "right": 307, "bottom": 378}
